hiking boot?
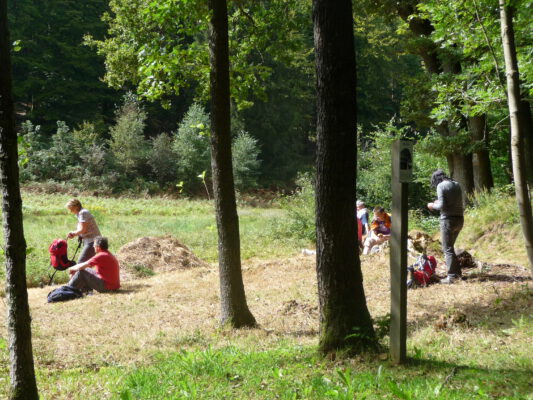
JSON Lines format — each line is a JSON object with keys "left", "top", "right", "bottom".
{"left": 439, "top": 276, "right": 457, "bottom": 284}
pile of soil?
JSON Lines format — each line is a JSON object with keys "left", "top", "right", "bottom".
{"left": 407, "top": 230, "right": 440, "bottom": 255}
{"left": 117, "top": 236, "right": 210, "bottom": 280}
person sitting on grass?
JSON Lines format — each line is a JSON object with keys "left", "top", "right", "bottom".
{"left": 68, "top": 236, "right": 120, "bottom": 293}
{"left": 362, "top": 206, "right": 392, "bottom": 255}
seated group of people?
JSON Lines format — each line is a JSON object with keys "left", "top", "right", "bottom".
{"left": 356, "top": 200, "right": 391, "bottom": 255}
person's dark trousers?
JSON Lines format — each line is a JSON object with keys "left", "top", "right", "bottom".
{"left": 68, "top": 269, "right": 108, "bottom": 292}
{"left": 77, "top": 241, "right": 95, "bottom": 263}
{"left": 440, "top": 216, "right": 464, "bottom": 277}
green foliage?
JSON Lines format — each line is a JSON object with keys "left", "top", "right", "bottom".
{"left": 357, "top": 120, "right": 446, "bottom": 211}
{"left": 275, "top": 173, "right": 316, "bottom": 243}
{"left": 147, "top": 133, "right": 179, "bottom": 187}
{"left": 88, "top": 0, "right": 309, "bottom": 109}
{"left": 173, "top": 103, "right": 211, "bottom": 193}
{"left": 8, "top": 0, "right": 121, "bottom": 133}
{"left": 232, "top": 131, "right": 261, "bottom": 191}
{"left": 108, "top": 93, "right": 149, "bottom": 176}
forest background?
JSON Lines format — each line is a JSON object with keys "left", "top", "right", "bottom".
{"left": 10, "top": 0, "right": 532, "bottom": 209}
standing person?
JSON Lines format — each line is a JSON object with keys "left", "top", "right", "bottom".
{"left": 65, "top": 198, "right": 101, "bottom": 263}
{"left": 356, "top": 200, "right": 370, "bottom": 236}
{"left": 362, "top": 206, "right": 392, "bottom": 255}
{"left": 427, "top": 169, "right": 464, "bottom": 284}
{"left": 68, "top": 236, "right": 120, "bottom": 292}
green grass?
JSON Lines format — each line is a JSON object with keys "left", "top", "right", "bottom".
{"left": 27, "top": 328, "right": 533, "bottom": 399}
{"left": 0, "top": 192, "right": 310, "bottom": 287}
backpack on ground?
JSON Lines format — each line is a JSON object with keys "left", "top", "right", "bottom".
{"left": 407, "top": 254, "right": 437, "bottom": 288}
{"left": 47, "top": 285, "right": 83, "bottom": 303}
{"left": 48, "top": 238, "right": 81, "bottom": 285}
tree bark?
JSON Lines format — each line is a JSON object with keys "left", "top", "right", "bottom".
{"left": 208, "top": 0, "right": 256, "bottom": 327}
{"left": 499, "top": 1, "right": 533, "bottom": 274}
{"left": 0, "top": 1, "right": 39, "bottom": 398}
{"left": 313, "top": 0, "right": 376, "bottom": 355}
{"left": 469, "top": 115, "right": 494, "bottom": 191}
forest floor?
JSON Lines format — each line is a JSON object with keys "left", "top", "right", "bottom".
{"left": 25, "top": 250, "right": 531, "bottom": 369}
{"left": 0, "top": 233, "right": 531, "bottom": 399}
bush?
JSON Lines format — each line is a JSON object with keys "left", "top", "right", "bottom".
{"left": 108, "top": 93, "right": 148, "bottom": 176}
{"left": 173, "top": 103, "right": 211, "bottom": 193}
{"left": 148, "top": 133, "right": 179, "bottom": 187}
{"left": 232, "top": 131, "right": 261, "bottom": 191}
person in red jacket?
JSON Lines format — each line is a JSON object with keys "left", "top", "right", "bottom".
{"left": 67, "top": 236, "right": 120, "bottom": 292}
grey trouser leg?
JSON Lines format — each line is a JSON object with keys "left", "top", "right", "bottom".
{"left": 77, "top": 241, "right": 95, "bottom": 263}
{"left": 68, "top": 269, "right": 108, "bottom": 292}
{"left": 440, "top": 217, "right": 464, "bottom": 277}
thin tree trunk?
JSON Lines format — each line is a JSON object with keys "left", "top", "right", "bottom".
{"left": 208, "top": 0, "right": 256, "bottom": 327}
{"left": 499, "top": 1, "right": 533, "bottom": 274}
{"left": 469, "top": 115, "right": 494, "bottom": 191}
{"left": 313, "top": 0, "right": 376, "bottom": 355}
{"left": 0, "top": 1, "right": 39, "bottom": 398}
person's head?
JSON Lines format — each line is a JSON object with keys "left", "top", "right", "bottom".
{"left": 373, "top": 206, "right": 386, "bottom": 220}
{"left": 356, "top": 200, "right": 365, "bottom": 210}
{"left": 93, "top": 236, "right": 109, "bottom": 252}
{"left": 65, "top": 198, "right": 82, "bottom": 214}
{"left": 430, "top": 169, "right": 449, "bottom": 188}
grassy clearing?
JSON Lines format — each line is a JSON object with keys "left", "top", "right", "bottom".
{"left": 0, "top": 192, "right": 310, "bottom": 287}
{"left": 0, "top": 190, "right": 531, "bottom": 399}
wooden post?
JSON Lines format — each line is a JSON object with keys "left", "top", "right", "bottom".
{"left": 390, "top": 140, "right": 412, "bottom": 364}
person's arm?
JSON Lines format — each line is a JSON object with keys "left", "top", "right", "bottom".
{"left": 68, "top": 259, "right": 91, "bottom": 273}
{"left": 428, "top": 184, "right": 444, "bottom": 211}
{"left": 68, "top": 221, "right": 88, "bottom": 239}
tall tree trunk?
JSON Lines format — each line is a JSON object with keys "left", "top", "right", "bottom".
{"left": 469, "top": 115, "right": 494, "bottom": 191}
{"left": 208, "top": 0, "right": 256, "bottom": 327}
{"left": 499, "top": 1, "right": 533, "bottom": 274}
{"left": 0, "top": 1, "right": 39, "bottom": 398}
{"left": 313, "top": 0, "right": 376, "bottom": 355}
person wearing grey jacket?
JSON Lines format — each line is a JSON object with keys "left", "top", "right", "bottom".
{"left": 427, "top": 169, "right": 464, "bottom": 284}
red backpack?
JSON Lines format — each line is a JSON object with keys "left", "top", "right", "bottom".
{"left": 48, "top": 239, "right": 80, "bottom": 285}
{"left": 407, "top": 254, "right": 437, "bottom": 288}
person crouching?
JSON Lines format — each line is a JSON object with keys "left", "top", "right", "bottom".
{"left": 67, "top": 236, "right": 120, "bottom": 293}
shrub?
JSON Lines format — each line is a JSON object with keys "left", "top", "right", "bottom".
{"left": 108, "top": 93, "right": 148, "bottom": 176}
{"left": 232, "top": 131, "right": 261, "bottom": 191}
{"left": 173, "top": 103, "right": 211, "bottom": 193}
{"left": 148, "top": 133, "right": 179, "bottom": 187}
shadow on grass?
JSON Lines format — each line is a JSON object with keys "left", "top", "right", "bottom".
{"left": 403, "top": 356, "right": 533, "bottom": 396}
{"left": 111, "top": 283, "right": 151, "bottom": 294}
{"left": 466, "top": 273, "right": 532, "bottom": 283}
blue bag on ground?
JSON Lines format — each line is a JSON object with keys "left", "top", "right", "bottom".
{"left": 47, "top": 285, "right": 83, "bottom": 303}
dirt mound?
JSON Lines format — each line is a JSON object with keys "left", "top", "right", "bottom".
{"left": 117, "top": 236, "right": 210, "bottom": 280}
{"left": 408, "top": 230, "right": 440, "bottom": 255}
